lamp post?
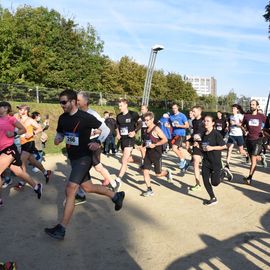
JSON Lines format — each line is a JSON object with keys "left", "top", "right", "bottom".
{"left": 142, "top": 44, "right": 164, "bottom": 106}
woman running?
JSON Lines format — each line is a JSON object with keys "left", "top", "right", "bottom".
{"left": 199, "top": 115, "right": 227, "bottom": 206}
{"left": 0, "top": 102, "right": 42, "bottom": 206}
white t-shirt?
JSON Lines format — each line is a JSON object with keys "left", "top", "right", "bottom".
{"left": 229, "top": 113, "right": 243, "bottom": 136}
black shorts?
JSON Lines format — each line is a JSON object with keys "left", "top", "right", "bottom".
{"left": 0, "top": 144, "right": 22, "bottom": 167}
{"left": 172, "top": 136, "right": 186, "bottom": 148}
{"left": 143, "top": 150, "right": 162, "bottom": 174}
{"left": 21, "top": 141, "right": 37, "bottom": 154}
{"left": 246, "top": 139, "right": 262, "bottom": 156}
{"left": 193, "top": 146, "right": 203, "bottom": 156}
{"left": 91, "top": 147, "right": 101, "bottom": 166}
{"left": 69, "top": 156, "right": 92, "bottom": 185}
{"left": 120, "top": 137, "right": 135, "bottom": 150}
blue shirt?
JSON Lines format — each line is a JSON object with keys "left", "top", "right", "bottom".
{"left": 159, "top": 117, "right": 172, "bottom": 139}
{"left": 169, "top": 112, "right": 188, "bottom": 136}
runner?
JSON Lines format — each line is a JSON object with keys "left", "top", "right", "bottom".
{"left": 159, "top": 112, "right": 172, "bottom": 154}
{"left": 72, "top": 91, "right": 112, "bottom": 205}
{"left": 169, "top": 104, "right": 189, "bottom": 170}
{"left": 113, "top": 98, "right": 140, "bottom": 192}
{"left": 215, "top": 111, "right": 228, "bottom": 138}
{"left": 200, "top": 115, "right": 227, "bottom": 206}
{"left": 225, "top": 104, "right": 249, "bottom": 181}
{"left": 242, "top": 100, "right": 266, "bottom": 185}
{"left": 14, "top": 105, "right": 51, "bottom": 189}
{"left": 104, "top": 112, "right": 117, "bottom": 155}
{"left": 141, "top": 112, "right": 173, "bottom": 197}
{"left": 189, "top": 106, "right": 205, "bottom": 191}
{"left": 137, "top": 105, "right": 149, "bottom": 162}
{"left": 0, "top": 102, "right": 42, "bottom": 206}
{"left": 44, "top": 89, "right": 125, "bottom": 240}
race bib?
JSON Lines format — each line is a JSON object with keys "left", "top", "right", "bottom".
{"left": 120, "top": 127, "right": 129, "bottom": 135}
{"left": 248, "top": 119, "right": 259, "bottom": 127}
{"left": 145, "top": 139, "right": 152, "bottom": 147}
{"left": 65, "top": 132, "right": 79, "bottom": 146}
{"left": 172, "top": 121, "right": 179, "bottom": 127}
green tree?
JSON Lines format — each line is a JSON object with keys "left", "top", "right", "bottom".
{"left": 263, "top": 1, "right": 270, "bottom": 38}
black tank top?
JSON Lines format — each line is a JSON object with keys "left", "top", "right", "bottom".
{"left": 144, "top": 126, "right": 162, "bottom": 154}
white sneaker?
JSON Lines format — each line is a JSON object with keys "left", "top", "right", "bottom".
{"left": 167, "top": 169, "right": 173, "bottom": 182}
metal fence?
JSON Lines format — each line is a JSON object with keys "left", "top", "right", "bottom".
{"left": 0, "top": 83, "right": 245, "bottom": 113}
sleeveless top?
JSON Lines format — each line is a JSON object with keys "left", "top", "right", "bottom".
{"left": 144, "top": 126, "right": 162, "bottom": 154}
{"left": 20, "top": 122, "right": 34, "bottom": 145}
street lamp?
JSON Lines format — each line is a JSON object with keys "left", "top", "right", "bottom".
{"left": 142, "top": 44, "right": 164, "bottom": 106}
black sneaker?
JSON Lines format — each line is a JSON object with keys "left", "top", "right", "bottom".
{"left": 44, "top": 224, "right": 65, "bottom": 240}
{"left": 112, "top": 191, "right": 125, "bottom": 211}
{"left": 203, "top": 197, "right": 218, "bottom": 206}
{"left": 34, "top": 183, "right": 43, "bottom": 199}
{"left": 44, "top": 170, "right": 52, "bottom": 184}
{"left": 74, "top": 194, "right": 86, "bottom": 206}
{"left": 243, "top": 177, "right": 252, "bottom": 185}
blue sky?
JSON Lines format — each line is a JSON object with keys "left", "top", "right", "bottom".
{"left": 1, "top": 0, "right": 270, "bottom": 97}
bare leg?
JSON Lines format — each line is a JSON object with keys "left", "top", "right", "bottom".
{"left": 193, "top": 155, "right": 202, "bottom": 185}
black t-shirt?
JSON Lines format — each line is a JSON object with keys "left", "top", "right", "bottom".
{"left": 192, "top": 118, "right": 205, "bottom": 139}
{"left": 116, "top": 110, "right": 139, "bottom": 138}
{"left": 105, "top": 117, "right": 117, "bottom": 136}
{"left": 56, "top": 110, "right": 101, "bottom": 160}
{"left": 201, "top": 129, "right": 225, "bottom": 167}
{"left": 215, "top": 118, "right": 227, "bottom": 133}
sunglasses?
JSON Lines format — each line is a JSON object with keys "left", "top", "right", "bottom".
{"left": 59, "top": 100, "right": 69, "bottom": 105}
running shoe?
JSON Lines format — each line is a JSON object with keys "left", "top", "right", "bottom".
{"left": 223, "top": 167, "right": 233, "bottom": 182}
{"left": 44, "top": 170, "right": 52, "bottom": 184}
{"left": 142, "top": 189, "right": 154, "bottom": 197}
{"left": 203, "top": 197, "right": 218, "bottom": 206}
{"left": 74, "top": 194, "right": 86, "bottom": 206}
{"left": 13, "top": 182, "right": 25, "bottom": 191}
{"left": 44, "top": 224, "right": 65, "bottom": 240}
{"left": 178, "top": 159, "right": 186, "bottom": 170}
{"left": 167, "top": 169, "right": 173, "bottom": 182}
{"left": 32, "top": 167, "right": 39, "bottom": 173}
{"left": 243, "top": 177, "right": 252, "bottom": 185}
{"left": 0, "top": 198, "right": 3, "bottom": 207}
{"left": 261, "top": 154, "right": 267, "bottom": 168}
{"left": 112, "top": 191, "right": 125, "bottom": 211}
{"left": 2, "top": 178, "right": 13, "bottom": 189}
{"left": 189, "top": 184, "right": 201, "bottom": 191}
{"left": 34, "top": 183, "right": 43, "bottom": 199}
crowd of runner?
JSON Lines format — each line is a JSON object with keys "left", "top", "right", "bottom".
{"left": 0, "top": 90, "right": 269, "bottom": 240}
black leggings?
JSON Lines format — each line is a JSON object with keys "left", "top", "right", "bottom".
{"left": 202, "top": 164, "right": 222, "bottom": 199}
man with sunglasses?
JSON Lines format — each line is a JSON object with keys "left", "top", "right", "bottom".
{"left": 44, "top": 89, "right": 125, "bottom": 240}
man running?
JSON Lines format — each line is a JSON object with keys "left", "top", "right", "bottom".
{"left": 73, "top": 91, "right": 112, "bottom": 205}
{"left": 113, "top": 98, "right": 140, "bottom": 192}
{"left": 169, "top": 104, "right": 189, "bottom": 169}
{"left": 242, "top": 100, "right": 266, "bottom": 185}
{"left": 44, "top": 89, "right": 125, "bottom": 240}
{"left": 141, "top": 112, "right": 172, "bottom": 197}
{"left": 189, "top": 106, "right": 205, "bottom": 191}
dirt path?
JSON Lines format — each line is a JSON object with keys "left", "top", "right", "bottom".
{"left": 0, "top": 150, "right": 269, "bottom": 270}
